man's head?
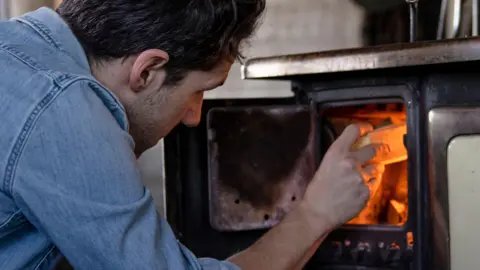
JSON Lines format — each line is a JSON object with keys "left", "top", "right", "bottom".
{"left": 57, "top": 0, "right": 265, "bottom": 154}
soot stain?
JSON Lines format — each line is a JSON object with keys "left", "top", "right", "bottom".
{"left": 210, "top": 108, "right": 312, "bottom": 208}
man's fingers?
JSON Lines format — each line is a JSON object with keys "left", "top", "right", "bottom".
{"left": 351, "top": 144, "right": 375, "bottom": 164}
{"left": 362, "top": 163, "right": 385, "bottom": 181}
{"left": 351, "top": 143, "right": 388, "bottom": 164}
{"left": 332, "top": 123, "right": 373, "bottom": 153}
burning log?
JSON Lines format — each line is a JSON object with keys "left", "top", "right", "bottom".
{"left": 387, "top": 199, "right": 408, "bottom": 225}
{"left": 351, "top": 123, "right": 408, "bottom": 165}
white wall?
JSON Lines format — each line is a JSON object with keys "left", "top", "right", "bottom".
{"left": 205, "top": 0, "right": 365, "bottom": 99}
{"left": 8, "top": 0, "right": 53, "bottom": 17}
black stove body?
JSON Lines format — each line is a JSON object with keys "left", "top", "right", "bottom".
{"left": 164, "top": 37, "right": 480, "bottom": 270}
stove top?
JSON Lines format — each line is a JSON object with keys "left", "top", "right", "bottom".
{"left": 242, "top": 37, "right": 480, "bottom": 79}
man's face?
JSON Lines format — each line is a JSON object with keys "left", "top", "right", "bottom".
{"left": 118, "top": 50, "right": 232, "bottom": 154}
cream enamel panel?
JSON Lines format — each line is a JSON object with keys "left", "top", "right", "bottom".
{"left": 448, "top": 135, "right": 480, "bottom": 270}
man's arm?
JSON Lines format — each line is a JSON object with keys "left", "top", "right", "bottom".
{"left": 228, "top": 203, "right": 329, "bottom": 270}
{"left": 12, "top": 82, "right": 236, "bottom": 270}
{"left": 228, "top": 124, "right": 384, "bottom": 270}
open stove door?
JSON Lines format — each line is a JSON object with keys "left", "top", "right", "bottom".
{"left": 429, "top": 108, "right": 480, "bottom": 270}
{"left": 206, "top": 103, "right": 317, "bottom": 232}
{"left": 164, "top": 96, "right": 315, "bottom": 259}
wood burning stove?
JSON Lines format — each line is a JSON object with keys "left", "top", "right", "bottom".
{"left": 163, "top": 37, "right": 480, "bottom": 269}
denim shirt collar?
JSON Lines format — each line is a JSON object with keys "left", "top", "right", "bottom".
{"left": 14, "top": 7, "right": 91, "bottom": 74}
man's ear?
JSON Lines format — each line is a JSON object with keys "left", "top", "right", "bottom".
{"left": 129, "top": 49, "right": 169, "bottom": 92}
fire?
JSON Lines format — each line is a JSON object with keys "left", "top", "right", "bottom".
{"left": 325, "top": 104, "right": 408, "bottom": 225}
{"left": 348, "top": 122, "right": 408, "bottom": 225}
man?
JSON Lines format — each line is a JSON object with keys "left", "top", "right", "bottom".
{"left": 0, "top": 1, "right": 385, "bottom": 269}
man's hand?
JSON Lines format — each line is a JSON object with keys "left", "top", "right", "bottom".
{"left": 301, "top": 123, "right": 386, "bottom": 231}
{"left": 229, "top": 123, "right": 386, "bottom": 270}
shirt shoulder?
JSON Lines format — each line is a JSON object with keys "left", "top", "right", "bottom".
{"left": 61, "top": 77, "right": 130, "bottom": 131}
{"left": 2, "top": 75, "right": 131, "bottom": 196}
{"left": 12, "top": 77, "right": 141, "bottom": 203}
{"left": 0, "top": 44, "right": 127, "bottom": 197}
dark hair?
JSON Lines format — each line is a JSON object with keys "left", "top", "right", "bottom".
{"left": 57, "top": 0, "right": 265, "bottom": 84}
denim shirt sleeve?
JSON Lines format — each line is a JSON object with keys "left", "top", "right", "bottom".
{"left": 11, "top": 80, "right": 240, "bottom": 270}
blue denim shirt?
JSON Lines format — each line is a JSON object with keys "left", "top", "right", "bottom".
{"left": 0, "top": 8, "right": 239, "bottom": 270}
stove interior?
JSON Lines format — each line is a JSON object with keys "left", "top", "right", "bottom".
{"left": 321, "top": 102, "right": 408, "bottom": 226}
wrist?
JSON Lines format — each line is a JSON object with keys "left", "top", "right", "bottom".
{"left": 295, "top": 200, "right": 334, "bottom": 238}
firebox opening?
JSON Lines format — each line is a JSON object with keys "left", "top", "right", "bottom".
{"left": 321, "top": 102, "right": 408, "bottom": 226}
